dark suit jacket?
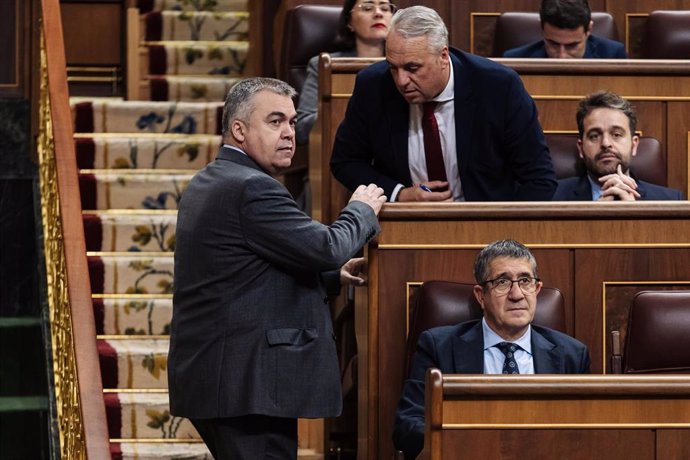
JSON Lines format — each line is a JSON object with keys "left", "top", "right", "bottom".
{"left": 503, "top": 34, "right": 627, "bottom": 58}
{"left": 330, "top": 48, "right": 556, "bottom": 201}
{"left": 169, "top": 146, "right": 380, "bottom": 419}
{"left": 553, "top": 175, "right": 684, "bottom": 200}
{"left": 393, "top": 320, "right": 590, "bottom": 459}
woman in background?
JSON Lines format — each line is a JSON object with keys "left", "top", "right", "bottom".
{"left": 295, "top": 0, "right": 395, "bottom": 145}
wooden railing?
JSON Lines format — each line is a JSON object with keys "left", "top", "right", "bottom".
{"left": 38, "top": 0, "right": 109, "bottom": 458}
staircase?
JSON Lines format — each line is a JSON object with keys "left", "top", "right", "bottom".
{"left": 75, "top": 98, "right": 222, "bottom": 458}
{"left": 69, "top": 1, "right": 326, "bottom": 458}
{"left": 76, "top": 1, "right": 235, "bottom": 458}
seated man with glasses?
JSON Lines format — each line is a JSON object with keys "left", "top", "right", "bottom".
{"left": 393, "top": 239, "right": 590, "bottom": 460}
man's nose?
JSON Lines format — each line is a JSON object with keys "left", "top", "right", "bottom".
{"left": 395, "top": 71, "right": 410, "bottom": 87}
{"left": 556, "top": 46, "right": 569, "bottom": 58}
{"left": 507, "top": 282, "right": 525, "bottom": 299}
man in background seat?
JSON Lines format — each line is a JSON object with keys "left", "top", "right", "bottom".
{"left": 504, "top": 0, "right": 626, "bottom": 58}
{"left": 553, "top": 91, "right": 684, "bottom": 201}
{"left": 393, "top": 239, "right": 590, "bottom": 460}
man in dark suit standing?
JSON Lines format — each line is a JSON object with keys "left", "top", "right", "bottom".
{"left": 393, "top": 240, "right": 590, "bottom": 459}
{"left": 553, "top": 91, "right": 684, "bottom": 201}
{"left": 330, "top": 6, "right": 556, "bottom": 203}
{"left": 503, "top": 0, "right": 627, "bottom": 58}
{"left": 168, "top": 77, "right": 386, "bottom": 459}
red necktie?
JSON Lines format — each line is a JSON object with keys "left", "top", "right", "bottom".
{"left": 422, "top": 102, "right": 447, "bottom": 182}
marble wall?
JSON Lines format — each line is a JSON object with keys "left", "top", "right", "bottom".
{"left": 0, "top": 98, "right": 39, "bottom": 317}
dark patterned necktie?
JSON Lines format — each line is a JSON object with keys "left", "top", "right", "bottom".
{"left": 497, "top": 342, "right": 520, "bottom": 374}
{"left": 422, "top": 102, "right": 447, "bottom": 182}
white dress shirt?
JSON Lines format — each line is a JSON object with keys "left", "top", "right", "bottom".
{"left": 391, "top": 64, "right": 463, "bottom": 202}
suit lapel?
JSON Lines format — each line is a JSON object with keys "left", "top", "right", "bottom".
{"left": 452, "top": 51, "right": 475, "bottom": 182}
{"left": 452, "top": 321, "right": 484, "bottom": 373}
{"left": 385, "top": 78, "right": 413, "bottom": 184}
{"left": 532, "top": 328, "right": 560, "bottom": 373}
{"left": 571, "top": 175, "right": 593, "bottom": 199}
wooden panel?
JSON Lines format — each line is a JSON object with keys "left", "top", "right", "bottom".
{"left": 61, "top": 2, "right": 122, "bottom": 65}
{"left": 424, "top": 374, "right": 690, "bottom": 460}
{"left": 442, "top": 430, "right": 654, "bottom": 460}
{"left": 362, "top": 205, "right": 690, "bottom": 459}
{"left": 0, "top": 0, "right": 29, "bottom": 98}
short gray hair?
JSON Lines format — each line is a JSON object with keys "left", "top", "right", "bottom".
{"left": 389, "top": 5, "right": 448, "bottom": 52}
{"left": 474, "top": 240, "right": 538, "bottom": 285}
{"left": 221, "top": 77, "right": 296, "bottom": 136}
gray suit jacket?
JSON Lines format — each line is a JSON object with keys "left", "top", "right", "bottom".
{"left": 393, "top": 319, "right": 590, "bottom": 459}
{"left": 296, "top": 49, "right": 357, "bottom": 145}
{"left": 169, "top": 146, "right": 380, "bottom": 419}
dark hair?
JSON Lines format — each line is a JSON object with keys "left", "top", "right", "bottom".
{"left": 474, "top": 240, "right": 538, "bottom": 285}
{"left": 576, "top": 90, "right": 637, "bottom": 138}
{"left": 540, "top": 0, "right": 591, "bottom": 32}
{"left": 335, "top": 0, "right": 359, "bottom": 49}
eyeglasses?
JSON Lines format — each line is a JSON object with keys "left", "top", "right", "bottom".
{"left": 352, "top": 2, "right": 397, "bottom": 14}
{"left": 482, "top": 277, "right": 540, "bottom": 295}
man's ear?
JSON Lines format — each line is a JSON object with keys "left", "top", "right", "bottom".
{"left": 586, "top": 19, "right": 594, "bottom": 35}
{"left": 231, "top": 119, "right": 246, "bottom": 143}
{"left": 631, "top": 135, "right": 640, "bottom": 158}
{"left": 473, "top": 285, "right": 486, "bottom": 312}
{"left": 577, "top": 138, "right": 585, "bottom": 160}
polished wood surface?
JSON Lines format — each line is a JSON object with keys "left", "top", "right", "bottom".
{"left": 42, "top": 0, "right": 110, "bottom": 456}
{"left": 358, "top": 203, "right": 690, "bottom": 459}
{"left": 421, "top": 371, "right": 690, "bottom": 460}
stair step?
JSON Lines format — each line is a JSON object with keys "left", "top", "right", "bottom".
{"left": 145, "top": 41, "right": 248, "bottom": 76}
{"left": 88, "top": 253, "right": 173, "bottom": 295}
{"left": 75, "top": 133, "right": 219, "bottom": 170}
{"left": 79, "top": 170, "right": 193, "bottom": 210}
{"left": 149, "top": 75, "right": 239, "bottom": 102}
{"left": 111, "top": 441, "right": 322, "bottom": 460}
{"left": 137, "top": 0, "right": 248, "bottom": 14}
{"left": 143, "top": 11, "right": 249, "bottom": 42}
{"left": 105, "top": 392, "right": 197, "bottom": 439}
{"left": 111, "top": 441, "right": 209, "bottom": 460}
{"left": 99, "top": 338, "right": 170, "bottom": 389}
{"left": 84, "top": 211, "right": 177, "bottom": 252}
{"left": 93, "top": 296, "right": 172, "bottom": 336}
{"left": 72, "top": 100, "right": 223, "bottom": 134}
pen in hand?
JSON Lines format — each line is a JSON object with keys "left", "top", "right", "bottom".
{"left": 419, "top": 184, "right": 433, "bottom": 192}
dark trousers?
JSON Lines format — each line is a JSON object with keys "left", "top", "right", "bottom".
{"left": 190, "top": 415, "right": 298, "bottom": 460}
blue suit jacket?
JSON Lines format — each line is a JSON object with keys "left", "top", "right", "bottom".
{"left": 553, "top": 175, "right": 684, "bottom": 200}
{"left": 504, "top": 34, "right": 627, "bottom": 58}
{"left": 331, "top": 48, "right": 556, "bottom": 201}
{"left": 392, "top": 320, "right": 590, "bottom": 460}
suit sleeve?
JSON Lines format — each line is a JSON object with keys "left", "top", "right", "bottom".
{"left": 240, "top": 174, "right": 380, "bottom": 272}
{"left": 330, "top": 72, "right": 402, "bottom": 198}
{"left": 393, "top": 331, "right": 440, "bottom": 460}
{"left": 295, "top": 55, "right": 319, "bottom": 146}
{"left": 503, "top": 73, "right": 557, "bottom": 200}
{"left": 579, "top": 343, "right": 591, "bottom": 374}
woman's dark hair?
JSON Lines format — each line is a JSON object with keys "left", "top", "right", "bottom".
{"left": 335, "top": 0, "right": 359, "bottom": 50}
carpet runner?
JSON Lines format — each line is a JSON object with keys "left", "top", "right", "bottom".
{"left": 75, "top": 2, "right": 325, "bottom": 457}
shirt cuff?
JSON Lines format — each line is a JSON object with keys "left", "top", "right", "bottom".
{"left": 390, "top": 184, "right": 405, "bottom": 202}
